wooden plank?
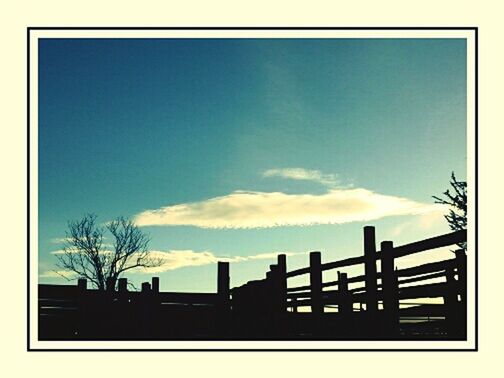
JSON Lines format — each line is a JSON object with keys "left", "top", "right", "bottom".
{"left": 398, "top": 282, "right": 449, "bottom": 299}
{"left": 382, "top": 230, "right": 466, "bottom": 259}
{"left": 285, "top": 266, "right": 311, "bottom": 278}
{"left": 321, "top": 256, "right": 364, "bottom": 272}
{"left": 320, "top": 272, "right": 377, "bottom": 289}
{"left": 399, "top": 304, "right": 447, "bottom": 317}
{"left": 396, "top": 259, "right": 457, "bottom": 278}
{"left": 398, "top": 271, "right": 447, "bottom": 285}
{"left": 286, "top": 291, "right": 312, "bottom": 299}
{"left": 287, "top": 284, "right": 311, "bottom": 293}
{"left": 286, "top": 298, "right": 312, "bottom": 307}
{"left": 284, "top": 230, "right": 465, "bottom": 278}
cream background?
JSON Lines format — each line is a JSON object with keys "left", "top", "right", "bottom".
{"left": 1, "top": 0, "right": 502, "bottom": 376}
{"left": 26, "top": 27, "right": 477, "bottom": 351}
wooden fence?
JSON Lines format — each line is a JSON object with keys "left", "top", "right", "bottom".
{"left": 231, "top": 226, "right": 467, "bottom": 340}
{"left": 39, "top": 226, "right": 467, "bottom": 340}
{"left": 38, "top": 262, "right": 230, "bottom": 340}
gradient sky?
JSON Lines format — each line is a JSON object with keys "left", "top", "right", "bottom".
{"left": 38, "top": 38, "right": 467, "bottom": 292}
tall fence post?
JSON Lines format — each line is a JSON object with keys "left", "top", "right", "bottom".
{"left": 151, "top": 277, "right": 160, "bottom": 293}
{"left": 364, "top": 226, "right": 378, "bottom": 316}
{"left": 338, "top": 271, "right": 351, "bottom": 316}
{"left": 277, "top": 254, "right": 287, "bottom": 313}
{"left": 310, "top": 251, "right": 323, "bottom": 318}
{"left": 269, "top": 264, "right": 279, "bottom": 316}
{"left": 276, "top": 254, "right": 287, "bottom": 336}
{"left": 218, "top": 262, "right": 230, "bottom": 299}
{"left": 140, "top": 282, "right": 152, "bottom": 338}
{"left": 381, "top": 241, "right": 399, "bottom": 338}
{"left": 217, "top": 262, "right": 230, "bottom": 336}
{"left": 363, "top": 226, "right": 378, "bottom": 337}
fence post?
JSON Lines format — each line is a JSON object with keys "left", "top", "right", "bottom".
{"left": 140, "top": 282, "right": 152, "bottom": 337}
{"left": 381, "top": 241, "right": 399, "bottom": 338}
{"left": 118, "top": 278, "right": 128, "bottom": 292}
{"left": 151, "top": 277, "right": 160, "bottom": 293}
{"left": 363, "top": 226, "right": 378, "bottom": 316}
{"left": 455, "top": 249, "right": 467, "bottom": 303}
{"left": 310, "top": 251, "right": 323, "bottom": 316}
{"left": 76, "top": 278, "right": 87, "bottom": 337}
{"left": 218, "top": 262, "right": 230, "bottom": 301}
{"left": 275, "top": 254, "right": 288, "bottom": 337}
{"left": 444, "top": 267, "right": 460, "bottom": 339}
{"left": 338, "top": 271, "right": 351, "bottom": 316}
{"left": 277, "top": 254, "right": 287, "bottom": 313}
{"left": 217, "top": 262, "right": 230, "bottom": 336}
{"left": 141, "top": 282, "right": 151, "bottom": 292}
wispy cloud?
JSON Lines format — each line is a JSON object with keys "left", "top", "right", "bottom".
{"left": 137, "top": 250, "right": 303, "bottom": 273}
{"left": 39, "top": 270, "right": 77, "bottom": 279}
{"left": 50, "top": 237, "right": 70, "bottom": 244}
{"left": 50, "top": 248, "right": 113, "bottom": 255}
{"left": 134, "top": 188, "right": 444, "bottom": 229}
{"left": 389, "top": 208, "right": 447, "bottom": 238}
{"left": 41, "top": 250, "right": 304, "bottom": 277}
{"left": 262, "top": 168, "right": 338, "bottom": 187}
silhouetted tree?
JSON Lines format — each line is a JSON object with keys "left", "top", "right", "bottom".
{"left": 433, "top": 172, "right": 467, "bottom": 251}
{"left": 56, "top": 214, "right": 162, "bottom": 290}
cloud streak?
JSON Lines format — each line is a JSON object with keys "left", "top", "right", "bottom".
{"left": 262, "top": 168, "right": 338, "bottom": 186}
{"left": 42, "top": 250, "right": 303, "bottom": 277}
{"left": 134, "top": 188, "right": 444, "bottom": 229}
{"left": 39, "top": 270, "right": 77, "bottom": 279}
{"left": 137, "top": 250, "right": 303, "bottom": 273}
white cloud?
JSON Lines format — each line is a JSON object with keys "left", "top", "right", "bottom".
{"left": 50, "top": 237, "right": 70, "bottom": 244}
{"left": 389, "top": 208, "right": 447, "bottom": 238}
{"left": 44, "top": 249, "right": 303, "bottom": 276}
{"left": 134, "top": 188, "right": 444, "bottom": 229}
{"left": 50, "top": 248, "right": 113, "bottom": 255}
{"left": 132, "top": 250, "right": 304, "bottom": 274}
{"left": 39, "top": 270, "right": 77, "bottom": 279}
{"left": 263, "top": 168, "right": 338, "bottom": 186}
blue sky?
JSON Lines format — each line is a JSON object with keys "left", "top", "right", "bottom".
{"left": 38, "top": 38, "right": 467, "bottom": 292}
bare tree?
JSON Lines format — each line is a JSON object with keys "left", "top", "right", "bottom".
{"left": 56, "top": 214, "right": 162, "bottom": 290}
{"left": 433, "top": 172, "right": 467, "bottom": 251}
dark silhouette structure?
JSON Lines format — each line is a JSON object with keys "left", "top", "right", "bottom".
{"left": 38, "top": 226, "right": 467, "bottom": 340}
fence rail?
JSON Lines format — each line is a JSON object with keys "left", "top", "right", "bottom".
{"left": 231, "top": 226, "right": 467, "bottom": 340}
{"left": 39, "top": 226, "right": 468, "bottom": 340}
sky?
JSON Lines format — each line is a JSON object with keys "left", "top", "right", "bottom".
{"left": 37, "top": 38, "right": 467, "bottom": 292}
